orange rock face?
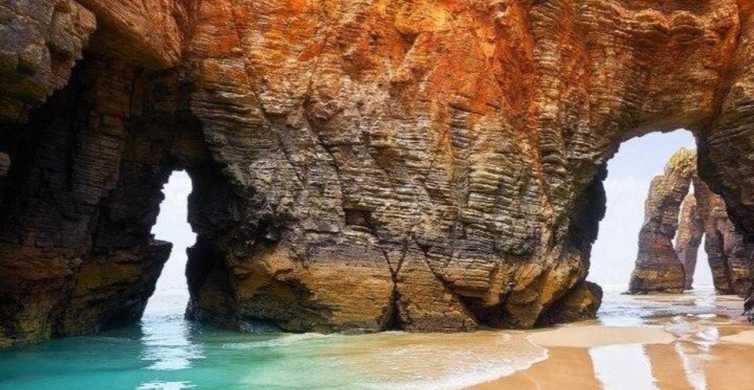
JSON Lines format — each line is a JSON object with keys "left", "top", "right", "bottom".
{"left": 76, "top": 0, "right": 192, "bottom": 68}
{"left": 2, "top": 1, "right": 754, "bottom": 346}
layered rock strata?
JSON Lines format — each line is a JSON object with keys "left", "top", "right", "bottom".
{"left": 629, "top": 149, "right": 696, "bottom": 294}
{"left": 629, "top": 149, "right": 752, "bottom": 296}
{"left": 4, "top": 1, "right": 754, "bottom": 346}
{"left": 695, "top": 179, "right": 754, "bottom": 296}
{"left": 0, "top": 0, "right": 95, "bottom": 123}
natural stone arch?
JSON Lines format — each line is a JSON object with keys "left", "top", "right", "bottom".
{"left": 4, "top": 0, "right": 754, "bottom": 347}
{"left": 627, "top": 148, "right": 753, "bottom": 296}
{"left": 628, "top": 148, "right": 697, "bottom": 294}
{"left": 0, "top": 55, "right": 231, "bottom": 345}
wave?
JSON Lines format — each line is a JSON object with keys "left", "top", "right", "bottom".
{"left": 221, "top": 333, "right": 334, "bottom": 350}
{"left": 343, "top": 332, "right": 548, "bottom": 390}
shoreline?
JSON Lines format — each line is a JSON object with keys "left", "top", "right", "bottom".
{"left": 469, "top": 317, "right": 754, "bottom": 390}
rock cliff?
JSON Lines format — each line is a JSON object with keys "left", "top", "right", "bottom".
{"left": 629, "top": 149, "right": 753, "bottom": 295}
{"left": 3, "top": 0, "right": 754, "bottom": 346}
{"left": 629, "top": 149, "right": 695, "bottom": 294}
{"left": 695, "top": 178, "right": 754, "bottom": 296}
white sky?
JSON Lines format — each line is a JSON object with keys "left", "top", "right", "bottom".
{"left": 150, "top": 130, "right": 714, "bottom": 295}
{"left": 151, "top": 171, "right": 195, "bottom": 294}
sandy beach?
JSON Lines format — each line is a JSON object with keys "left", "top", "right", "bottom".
{"left": 2, "top": 288, "right": 752, "bottom": 389}
{"left": 470, "top": 291, "right": 754, "bottom": 390}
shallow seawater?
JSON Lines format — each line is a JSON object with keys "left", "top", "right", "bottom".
{"left": 1, "top": 287, "right": 753, "bottom": 390}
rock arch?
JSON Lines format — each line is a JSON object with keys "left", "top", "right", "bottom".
{"left": 629, "top": 149, "right": 753, "bottom": 295}
{"left": 629, "top": 148, "right": 697, "bottom": 294}
{"left": 3, "top": 1, "right": 754, "bottom": 347}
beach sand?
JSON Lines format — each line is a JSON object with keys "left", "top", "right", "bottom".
{"left": 470, "top": 317, "right": 754, "bottom": 390}
{"left": 471, "top": 347, "right": 602, "bottom": 390}
{"left": 526, "top": 324, "right": 675, "bottom": 348}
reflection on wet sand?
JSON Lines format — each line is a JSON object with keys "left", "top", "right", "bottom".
{"left": 591, "top": 344, "right": 657, "bottom": 390}
{"left": 704, "top": 343, "right": 754, "bottom": 389}
{"left": 645, "top": 344, "right": 695, "bottom": 390}
{"left": 473, "top": 319, "right": 754, "bottom": 390}
{"left": 472, "top": 348, "right": 600, "bottom": 390}
{"left": 471, "top": 289, "right": 754, "bottom": 390}
{"left": 527, "top": 325, "right": 674, "bottom": 348}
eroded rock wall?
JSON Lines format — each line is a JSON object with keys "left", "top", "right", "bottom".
{"left": 0, "top": 0, "right": 209, "bottom": 347}
{"left": 0, "top": 51, "right": 212, "bottom": 346}
{"left": 629, "top": 149, "right": 695, "bottom": 294}
{"left": 695, "top": 178, "right": 754, "bottom": 296}
{"left": 4, "top": 0, "right": 754, "bottom": 345}
{"left": 0, "top": 57, "right": 151, "bottom": 346}
{"left": 0, "top": 0, "right": 95, "bottom": 123}
{"left": 629, "top": 149, "right": 752, "bottom": 296}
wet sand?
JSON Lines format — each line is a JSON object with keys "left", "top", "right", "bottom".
{"left": 327, "top": 289, "right": 754, "bottom": 390}
{"left": 472, "top": 347, "right": 601, "bottom": 390}
{"left": 470, "top": 290, "right": 754, "bottom": 390}
{"left": 472, "top": 340, "right": 754, "bottom": 390}
{"left": 527, "top": 324, "right": 675, "bottom": 348}
{"left": 720, "top": 329, "right": 754, "bottom": 345}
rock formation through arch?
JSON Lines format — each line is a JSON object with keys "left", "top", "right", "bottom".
{"left": 629, "top": 148, "right": 753, "bottom": 296}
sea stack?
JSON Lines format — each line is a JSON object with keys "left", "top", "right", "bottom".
{"left": 629, "top": 149, "right": 753, "bottom": 295}
{"left": 629, "top": 149, "right": 695, "bottom": 294}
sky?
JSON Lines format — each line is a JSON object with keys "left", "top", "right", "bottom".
{"left": 151, "top": 171, "right": 196, "bottom": 295}
{"left": 149, "top": 129, "right": 713, "bottom": 299}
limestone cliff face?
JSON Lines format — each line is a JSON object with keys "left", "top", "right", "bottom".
{"left": 629, "top": 149, "right": 753, "bottom": 295}
{"left": 3, "top": 1, "right": 754, "bottom": 346}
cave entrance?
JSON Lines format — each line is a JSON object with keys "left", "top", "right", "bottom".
{"left": 144, "top": 171, "right": 196, "bottom": 317}
{"left": 590, "top": 129, "right": 716, "bottom": 292}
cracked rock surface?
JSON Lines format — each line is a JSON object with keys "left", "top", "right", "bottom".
{"left": 3, "top": 0, "right": 754, "bottom": 346}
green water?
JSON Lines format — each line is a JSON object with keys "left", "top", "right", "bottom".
{"left": 0, "top": 293, "right": 360, "bottom": 390}
{"left": 1, "top": 287, "right": 748, "bottom": 390}
{"left": 0, "top": 291, "right": 546, "bottom": 390}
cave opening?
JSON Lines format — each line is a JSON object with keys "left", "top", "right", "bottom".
{"left": 144, "top": 170, "right": 196, "bottom": 317}
{"left": 590, "top": 129, "right": 716, "bottom": 293}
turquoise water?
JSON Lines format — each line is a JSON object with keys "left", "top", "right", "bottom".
{"left": 6, "top": 172, "right": 750, "bottom": 389}
{"left": 0, "top": 291, "right": 547, "bottom": 390}
{"left": 0, "top": 292, "right": 331, "bottom": 389}
{"left": 0, "top": 287, "right": 747, "bottom": 390}
{"left": 0, "top": 292, "right": 363, "bottom": 390}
